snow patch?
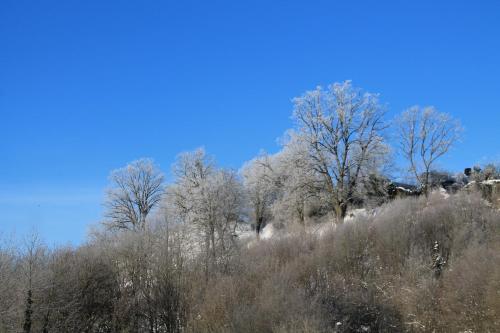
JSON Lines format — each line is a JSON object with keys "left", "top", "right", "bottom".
{"left": 395, "top": 186, "right": 413, "bottom": 193}
{"left": 344, "top": 208, "right": 368, "bottom": 222}
{"left": 483, "top": 179, "right": 500, "bottom": 185}
{"left": 260, "top": 223, "right": 276, "bottom": 240}
{"left": 436, "top": 187, "right": 450, "bottom": 199}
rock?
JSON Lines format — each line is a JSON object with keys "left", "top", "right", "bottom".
{"left": 464, "top": 179, "right": 500, "bottom": 208}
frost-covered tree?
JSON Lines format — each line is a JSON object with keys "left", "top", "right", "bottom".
{"left": 270, "top": 132, "right": 326, "bottom": 225}
{"left": 167, "top": 148, "right": 244, "bottom": 276}
{"left": 361, "top": 173, "right": 392, "bottom": 208}
{"left": 396, "top": 106, "right": 462, "bottom": 195}
{"left": 292, "top": 81, "right": 387, "bottom": 222}
{"left": 470, "top": 163, "right": 500, "bottom": 182}
{"left": 241, "top": 154, "right": 281, "bottom": 234}
{"left": 202, "top": 169, "right": 244, "bottom": 266}
{"left": 104, "top": 158, "right": 164, "bottom": 231}
{"left": 167, "top": 148, "right": 215, "bottom": 226}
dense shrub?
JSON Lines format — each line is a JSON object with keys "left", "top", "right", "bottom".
{"left": 1, "top": 193, "right": 498, "bottom": 332}
{"left": 187, "top": 193, "right": 499, "bottom": 332}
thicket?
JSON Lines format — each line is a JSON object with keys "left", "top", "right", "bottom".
{"left": 1, "top": 193, "right": 499, "bottom": 332}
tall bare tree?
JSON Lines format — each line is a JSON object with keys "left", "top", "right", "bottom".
{"left": 396, "top": 106, "right": 462, "bottom": 195}
{"left": 21, "top": 232, "right": 45, "bottom": 333}
{"left": 0, "top": 235, "right": 19, "bottom": 332}
{"left": 105, "top": 158, "right": 164, "bottom": 231}
{"left": 293, "top": 81, "right": 387, "bottom": 223}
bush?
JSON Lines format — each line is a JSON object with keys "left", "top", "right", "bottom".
{"left": 181, "top": 193, "right": 500, "bottom": 332}
{"left": 2, "top": 193, "right": 498, "bottom": 332}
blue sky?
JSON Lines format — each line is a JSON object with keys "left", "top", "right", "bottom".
{"left": 1, "top": 0, "right": 499, "bottom": 245}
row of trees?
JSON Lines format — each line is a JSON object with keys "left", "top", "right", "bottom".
{"left": 105, "top": 81, "right": 463, "bottom": 234}
{"left": 0, "top": 227, "right": 189, "bottom": 332}
{"left": 1, "top": 81, "right": 469, "bottom": 332}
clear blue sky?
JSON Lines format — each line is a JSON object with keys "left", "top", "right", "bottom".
{"left": 1, "top": 0, "right": 499, "bottom": 245}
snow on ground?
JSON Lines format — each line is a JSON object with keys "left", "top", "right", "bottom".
{"left": 465, "top": 179, "right": 500, "bottom": 187}
{"left": 483, "top": 179, "right": 500, "bottom": 185}
{"left": 260, "top": 223, "right": 276, "bottom": 240}
{"left": 344, "top": 208, "right": 368, "bottom": 222}
{"left": 395, "top": 186, "right": 413, "bottom": 193}
{"left": 239, "top": 207, "right": 377, "bottom": 248}
{"left": 436, "top": 187, "right": 450, "bottom": 199}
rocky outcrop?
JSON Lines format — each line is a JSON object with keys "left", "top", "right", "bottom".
{"left": 464, "top": 179, "right": 500, "bottom": 209}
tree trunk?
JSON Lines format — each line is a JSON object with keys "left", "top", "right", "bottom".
{"left": 423, "top": 170, "right": 430, "bottom": 197}
{"left": 333, "top": 201, "right": 347, "bottom": 224}
{"left": 210, "top": 224, "right": 216, "bottom": 271}
{"left": 204, "top": 232, "right": 210, "bottom": 282}
{"left": 23, "top": 289, "right": 33, "bottom": 333}
{"left": 256, "top": 216, "right": 264, "bottom": 236}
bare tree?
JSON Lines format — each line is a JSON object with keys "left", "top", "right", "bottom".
{"left": 396, "top": 106, "right": 462, "bottom": 195}
{"left": 21, "top": 232, "right": 46, "bottom": 333}
{"left": 241, "top": 154, "right": 280, "bottom": 235}
{"left": 105, "top": 158, "right": 164, "bottom": 231}
{"left": 292, "top": 81, "right": 387, "bottom": 223}
{"left": 0, "top": 234, "right": 20, "bottom": 332}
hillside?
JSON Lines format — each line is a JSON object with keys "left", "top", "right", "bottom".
{"left": 1, "top": 192, "right": 499, "bottom": 332}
